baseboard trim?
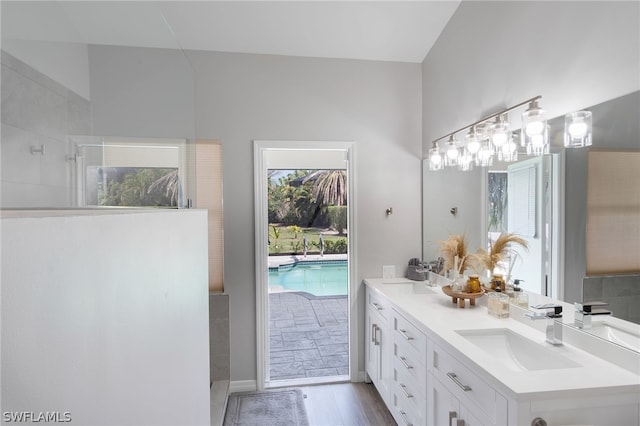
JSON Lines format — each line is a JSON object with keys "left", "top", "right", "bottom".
{"left": 229, "top": 379, "right": 257, "bottom": 393}
{"left": 355, "top": 370, "right": 366, "bottom": 382}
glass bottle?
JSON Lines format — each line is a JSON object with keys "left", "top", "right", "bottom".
{"left": 467, "top": 275, "right": 481, "bottom": 293}
{"left": 511, "top": 280, "right": 529, "bottom": 308}
{"left": 491, "top": 274, "right": 506, "bottom": 292}
{"left": 488, "top": 287, "right": 509, "bottom": 318}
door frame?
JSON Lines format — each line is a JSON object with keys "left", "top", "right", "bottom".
{"left": 253, "top": 140, "right": 358, "bottom": 390}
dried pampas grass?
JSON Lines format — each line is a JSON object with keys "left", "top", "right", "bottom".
{"left": 477, "top": 233, "right": 529, "bottom": 272}
{"left": 439, "top": 234, "right": 470, "bottom": 274}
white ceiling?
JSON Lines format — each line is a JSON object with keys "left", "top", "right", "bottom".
{"left": 2, "top": 1, "right": 461, "bottom": 63}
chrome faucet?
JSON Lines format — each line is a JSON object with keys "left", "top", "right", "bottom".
{"left": 526, "top": 304, "right": 563, "bottom": 345}
{"left": 574, "top": 301, "right": 611, "bottom": 330}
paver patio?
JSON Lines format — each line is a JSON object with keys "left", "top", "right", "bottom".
{"left": 269, "top": 291, "right": 349, "bottom": 381}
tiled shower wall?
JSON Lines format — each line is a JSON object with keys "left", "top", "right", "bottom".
{"left": 1, "top": 51, "right": 91, "bottom": 208}
{"left": 583, "top": 275, "right": 640, "bottom": 324}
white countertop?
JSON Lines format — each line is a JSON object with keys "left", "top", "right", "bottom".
{"left": 364, "top": 277, "right": 640, "bottom": 400}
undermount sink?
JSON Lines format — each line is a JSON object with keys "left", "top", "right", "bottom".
{"left": 456, "top": 328, "right": 581, "bottom": 372}
{"left": 587, "top": 321, "right": 640, "bottom": 352}
{"left": 382, "top": 279, "right": 434, "bottom": 294}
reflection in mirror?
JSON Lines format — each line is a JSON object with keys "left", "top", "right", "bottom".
{"left": 423, "top": 91, "right": 640, "bottom": 351}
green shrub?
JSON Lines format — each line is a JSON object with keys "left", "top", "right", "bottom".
{"left": 324, "top": 238, "right": 348, "bottom": 254}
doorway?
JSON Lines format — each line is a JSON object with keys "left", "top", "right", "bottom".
{"left": 254, "top": 141, "right": 357, "bottom": 390}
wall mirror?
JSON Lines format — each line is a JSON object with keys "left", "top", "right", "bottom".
{"left": 422, "top": 91, "right": 640, "bottom": 351}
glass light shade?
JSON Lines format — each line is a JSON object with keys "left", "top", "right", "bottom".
{"left": 521, "top": 101, "right": 549, "bottom": 155}
{"left": 428, "top": 146, "right": 443, "bottom": 171}
{"left": 490, "top": 116, "right": 510, "bottom": 150}
{"left": 499, "top": 140, "right": 518, "bottom": 162}
{"left": 477, "top": 140, "right": 494, "bottom": 167}
{"left": 444, "top": 136, "right": 460, "bottom": 166}
{"left": 564, "top": 110, "right": 592, "bottom": 148}
{"left": 458, "top": 149, "right": 473, "bottom": 171}
{"left": 465, "top": 126, "right": 481, "bottom": 155}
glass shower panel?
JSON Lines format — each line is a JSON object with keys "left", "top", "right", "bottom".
{"left": 1, "top": 1, "right": 196, "bottom": 209}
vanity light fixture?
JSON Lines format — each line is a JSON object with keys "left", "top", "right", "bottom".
{"left": 477, "top": 140, "right": 494, "bottom": 167}
{"left": 500, "top": 139, "right": 519, "bottom": 162}
{"left": 465, "top": 126, "right": 481, "bottom": 157}
{"left": 444, "top": 135, "right": 460, "bottom": 167}
{"left": 521, "top": 99, "right": 549, "bottom": 156}
{"left": 428, "top": 95, "right": 545, "bottom": 172}
{"left": 490, "top": 114, "right": 510, "bottom": 150}
{"left": 458, "top": 148, "right": 474, "bottom": 171}
{"left": 428, "top": 143, "right": 444, "bottom": 171}
{"left": 564, "top": 110, "right": 592, "bottom": 148}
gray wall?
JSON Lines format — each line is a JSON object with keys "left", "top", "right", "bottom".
{"left": 422, "top": 1, "right": 640, "bottom": 292}
{"left": 89, "top": 45, "right": 195, "bottom": 139}
{"left": 1, "top": 51, "right": 91, "bottom": 207}
{"left": 88, "top": 47, "right": 423, "bottom": 383}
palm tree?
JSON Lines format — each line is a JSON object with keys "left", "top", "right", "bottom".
{"left": 303, "top": 170, "right": 347, "bottom": 228}
{"left": 303, "top": 170, "right": 347, "bottom": 206}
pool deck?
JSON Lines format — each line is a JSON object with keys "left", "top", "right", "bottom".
{"left": 269, "top": 291, "right": 349, "bottom": 381}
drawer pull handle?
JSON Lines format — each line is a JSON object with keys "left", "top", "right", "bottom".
{"left": 399, "top": 409, "right": 413, "bottom": 426}
{"left": 400, "top": 383, "right": 413, "bottom": 398}
{"left": 398, "top": 329, "right": 414, "bottom": 341}
{"left": 372, "top": 302, "right": 383, "bottom": 311}
{"left": 449, "top": 411, "right": 465, "bottom": 426}
{"left": 371, "top": 324, "right": 376, "bottom": 343}
{"left": 399, "top": 356, "right": 413, "bottom": 370}
{"left": 374, "top": 325, "right": 381, "bottom": 346}
{"left": 447, "top": 372, "right": 472, "bottom": 392}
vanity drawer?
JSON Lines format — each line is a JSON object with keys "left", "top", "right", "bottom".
{"left": 367, "top": 288, "right": 389, "bottom": 320}
{"left": 431, "top": 343, "right": 504, "bottom": 423}
{"left": 393, "top": 355, "right": 427, "bottom": 402}
{"left": 392, "top": 380, "right": 424, "bottom": 426}
{"left": 393, "top": 339, "right": 427, "bottom": 390}
{"left": 393, "top": 310, "right": 427, "bottom": 363}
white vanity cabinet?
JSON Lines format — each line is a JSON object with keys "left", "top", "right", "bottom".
{"left": 365, "top": 286, "right": 392, "bottom": 406}
{"left": 428, "top": 342, "right": 507, "bottom": 426}
{"left": 390, "top": 309, "right": 428, "bottom": 426}
{"left": 364, "top": 279, "right": 640, "bottom": 426}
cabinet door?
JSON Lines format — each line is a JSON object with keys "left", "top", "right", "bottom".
{"left": 428, "top": 373, "right": 460, "bottom": 426}
{"left": 365, "top": 307, "right": 381, "bottom": 383}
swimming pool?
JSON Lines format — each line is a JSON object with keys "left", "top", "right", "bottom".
{"left": 268, "top": 260, "right": 348, "bottom": 297}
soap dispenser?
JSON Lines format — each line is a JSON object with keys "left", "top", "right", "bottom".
{"left": 488, "top": 287, "right": 509, "bottom": 318}
{"left": 511, "top": 279, "right": 529, "bottom": 308}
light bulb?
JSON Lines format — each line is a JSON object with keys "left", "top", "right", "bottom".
{"left": 525, "top": 120, "right": 544, "bottom": 136}
{"left": 568, "top": 121, "right": 587, "bottom": 138}
{"left": 466, "top": 126, "right": 480, "bottom": 154}
{"left": 490, "top": 115, "right": 509, "bottom": 149}
{"left": 492, "top": 132, "right": 508, "bottom": 147}
{"left": 428, "top": 146, "right": 443, "bottom": 171}
{"left": 467, "top": 140, "right": 480, "bottom": 154}
{"left": 564, "top": 110, "right": 592, "bottom": 148}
